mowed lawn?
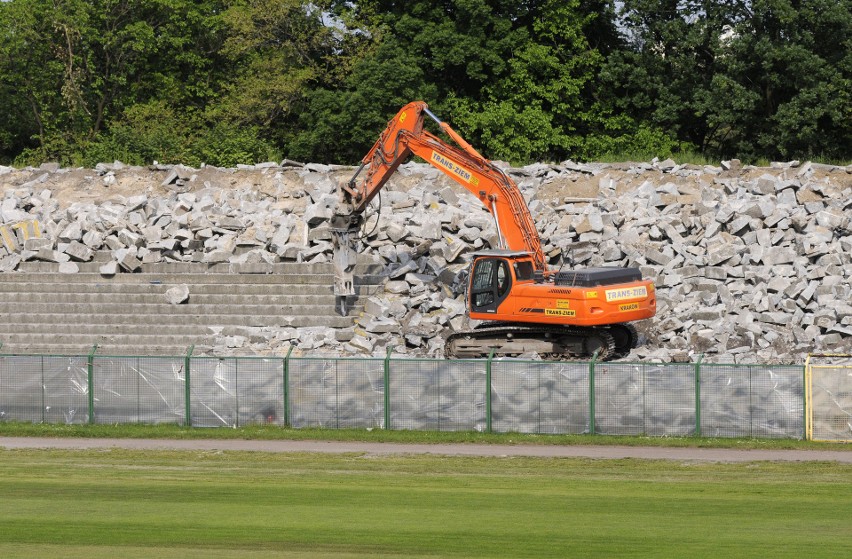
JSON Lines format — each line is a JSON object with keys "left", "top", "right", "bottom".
{"left": 0, "top": 449, "right": 849, "bottom": 558}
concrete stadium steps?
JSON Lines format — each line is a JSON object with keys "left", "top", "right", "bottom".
{"left": 0, "top": 255, "right": 384, "bottom": 356}
{"left": 0, "top": 270, "right": 372, "bottom": 286}
{"left": 0, "top": 292, "right": 344, "bottom": 306}
{"left": 0, "top": 281, "right": 342, "bottom": 298}
{"left": 0, "top": 312, "right": 355, "bottom": 329}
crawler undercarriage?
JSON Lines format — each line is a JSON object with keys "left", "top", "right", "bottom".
{"left": 444, "top": 323, "right": 639, "bottom": 361}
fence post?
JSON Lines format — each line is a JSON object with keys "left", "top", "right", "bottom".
{"left": 803, "top": 356, "right": 811, "bottom": 440}
{"left": 184, "top": 345, "right": 194, "bottom": 427}
{"left": 748, "top": 365, "right": 753, "bottom": 438}
{"left": 694, "top": 353, "right": 704, "bottom": 437}
{"left": 87, "top": 344, "right": 98, "bottom": 425}
{"left": 41, "top": 355, "right": 45, "bottom": 423}
{"left": 384, "top": 346, "right": 393, "bottom": 431}
{"left": 486, "top": 350, "right": 494, "bottom": 433}
{"left": 234, "top": 357, "right": 239, "bottom": 428}
{"left": 589, "top": 350, "right": 599, "bottom": 435}
{"left": 283, "top": 345, "right": 293, "bottom": 427}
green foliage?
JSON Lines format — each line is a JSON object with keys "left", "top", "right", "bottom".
{"left": 214, "top": 1, "right": 347, "bottom": 140}
{"left": 0, "top": 0, "right": 73, "bottom": 163}
{"left": 445, "top": 97, "right": 565, "bottom": 164}
{"left": 0, "top": 0, "right": 228, "bottom": 165}
{"left": 285, "top": 42, "right": 439, "bottom": 163}
{"left": 191, "top": 122, "right": 277, "bottom": 167}
{"left": 292, "top": 0, "right": 619, "bottom": 164}
{"left": 439, "top": 1, "right": 610, "bottom": 163}
{"left": 79, "top": 101, "right": 195, "bottom": 167}
{"left": 0, "top": 0, "right": 848, "bottom": 166}
{"left": 603, "top": 0, "right": 851, "bottom": 162}
{"left": 585, "top": 124, "right": 695, "bottom": 162}
{"left": 601, "top": 1, "right": 737, "bottom": 154}
{"left": 703, "top": 0, "right": 852, "bottom": 160}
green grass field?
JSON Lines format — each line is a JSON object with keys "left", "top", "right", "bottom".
{"left": 4, "top": 422, "right": 850, "bottom": 451}
{"left": 1, "top": 446, "right": 850, "bottom": 558}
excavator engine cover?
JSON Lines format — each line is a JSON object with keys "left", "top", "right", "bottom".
{"left": 553, "top": 267, "right": 641, "bottom": 287}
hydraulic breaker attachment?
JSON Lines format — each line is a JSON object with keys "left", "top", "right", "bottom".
{"left": 331, "top": 212, "right": 361, "bottom": 314}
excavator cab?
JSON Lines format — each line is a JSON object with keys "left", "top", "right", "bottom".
{"left": 468, "top": 251, "right": 533, "bottom": 314}
{"left": 459, "top": 249, "right": 654, "bottom": 359}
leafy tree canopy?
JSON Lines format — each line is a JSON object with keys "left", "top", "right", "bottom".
{"left": 0, "top": 0, "right": 848, "bottom": 166}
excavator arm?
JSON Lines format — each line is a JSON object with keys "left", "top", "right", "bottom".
{"left": 332, "top": 101, "right": 544, "bottom": 297}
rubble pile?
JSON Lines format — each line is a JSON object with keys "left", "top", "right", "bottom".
{"left": 1, "top": 158, "right": 850, "bottom": 363}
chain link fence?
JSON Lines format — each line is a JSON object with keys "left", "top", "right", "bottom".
{"left": 0, "top": 351, "right": 818, "bottom": 439}
{"left": 806, "top": 354, "right": 852, "bottom": 442}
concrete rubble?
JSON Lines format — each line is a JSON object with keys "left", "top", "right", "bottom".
{"left": 165, "top": 284, "right": 190, "bottom": 305}
{"left": 1, "top": 158, "right": 851, "bottom": 364}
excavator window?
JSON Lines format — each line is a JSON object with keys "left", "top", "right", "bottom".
{"left": 513, "top": 261, "right": 534, "bottom": 281}
{"left": 470, "top": 258, "right": 511, "bottom": 312}
{"left": 496, "top": 261, "right": 509, "bottom": 296}
{"left": 472, "top": 259, "right": 496, "bottom": 307}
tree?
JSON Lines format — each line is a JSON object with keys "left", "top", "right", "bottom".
{"left": 286, "top": 43, "right": 437, "bottom": 163}
{"left": 703, "top": 0, "right": 852, "bottom": 160}
{"left": 284, "top": 0, "right": 525, "bottom": 163}
{"left": 602, "top": 0, "right": 851, "bottom": 162}
{"left": 447, "top": 0, "right": 615, "bottom": 163}
{"left": 214, "top": 1, "right": 363, "bottom": 144}
{"left": 599, "top": 1, "right": 747, "bottom": 156}
{"left": 0, "top": 0, "right": 71, "bottom": 162}
{"left": 0, "top": 0, "right": 227, "bottom": 165}
{"left": 288, "top": 0, "right": 624, "bottom": 164}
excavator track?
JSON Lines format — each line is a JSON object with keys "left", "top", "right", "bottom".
{"left": 444, "top": 323, "right": 623, "bottom": 361}
{"left": 608, "top": 323, "right": 639, "bottom": 359}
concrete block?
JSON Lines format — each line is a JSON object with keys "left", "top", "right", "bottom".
{"left": 59, "top": 221, "right": 83, "bottom": 241}
{"left": 384, "top": 281, "right": 410, "bottom": 294}
{"left": 116, "top": 249, "right": 142, "bottom": 272}
{"left": 34, "top": 248, "right": 70, "bottom": 263}
{"left": 24, "top": 237, "right": 53, "bottom": 251}
{"left": 58, "top": 261, "right": 79, "bottom": 274}
{"left": 165, "top": 285, "right": 190, "bottom": 304}
{"left": 0, "top": 253, "right": 21, "bottom": 272}
{"left": 99, "top": 260, "right": 119, "bottom": 275}
{"left": 303, "top": 203, "right": 332, "bottom": 226}
{"left": 64, "top": 241, "right": 94, "bottom": 262}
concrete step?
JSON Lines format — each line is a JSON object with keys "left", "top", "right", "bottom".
{"left": 0, "top": 281, "right": 379, "bottom": 297}
{"left": 0, "top": 344, "right": 205, "bottom": 356}
{"left": 0, "top": 312, "right": 362, "bottom": 327}
{"left": 0, "top": 258, "right": 384, "bottom": 355}
{"left": 0, "top": 332, "right": 215, "bottom": 347}
{"left": 1, "top": 271, "right": 335, "bottom": 285}
{"left": 14, "top": 259, "right": 384, "bottom": 276}
{"left": 0, "top": 321, "right": 355, "bottom": 336}
{"left": 0, "top": 291, "right": 353, "bottom": 306}
{"left": 0, "top": 303, "right": 360, "bottom": 322}
{"left": 17, "top": 249, "right": 381, "bottom": 265}
{"left": 0, "top": 343, "right": 306, "bottom": 357}
{"left": 0, "top": 305, "right": 361, "bottom": 326}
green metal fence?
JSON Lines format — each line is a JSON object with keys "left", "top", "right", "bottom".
{"left": 0, "top": 350, "right": 807, "bottom": 439}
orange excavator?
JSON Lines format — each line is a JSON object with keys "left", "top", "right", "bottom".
{"left": 332, "top": 101, "right": 656, "bottom": 360}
